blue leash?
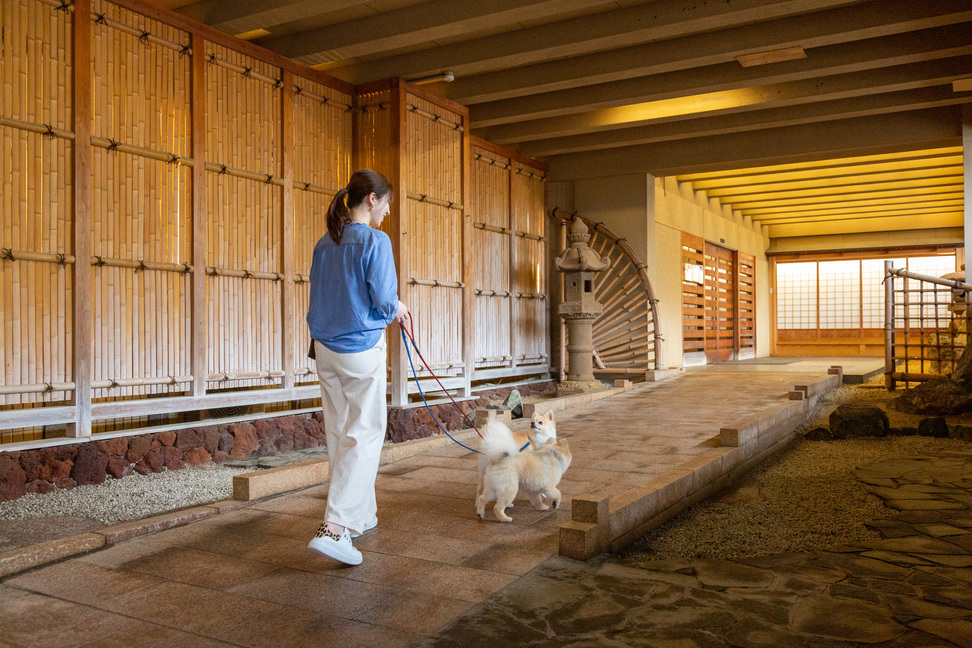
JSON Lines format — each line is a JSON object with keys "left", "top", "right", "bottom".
{"left": 400, "top": 327, "right": 530, "bottom": 455}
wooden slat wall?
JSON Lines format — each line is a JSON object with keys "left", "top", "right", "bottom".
{"left": 510, "top": 163, "right": 547, "bottom": 366}
{"left": 737, "top": 251, "right": 756, "bottom": 356}
{"left": 471, "top": 145, "right": 512, "bottom": 368}
{"left": 681, "top": 232, "right": 705, "bottom": 355}
{"left": 703, "top": 242, "right": 735, "bottom": 362}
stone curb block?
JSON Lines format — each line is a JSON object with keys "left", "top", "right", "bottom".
{"left": 97, "top": 506, "right": 219, "bottom": 545}
{"left": 0, "top": 533, "right": 106, "bottom": 579}
{"left": 233, "top": 459, "right": 329, "bottom": 501}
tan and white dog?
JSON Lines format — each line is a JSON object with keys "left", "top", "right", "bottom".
{"left": 475, "top": 416, "right": 572, "bottom": 523}
{"left": 474, "top": 410, "right": 557, "bottom": 511}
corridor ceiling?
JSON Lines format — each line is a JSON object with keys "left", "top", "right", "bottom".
{"left": 149, "top": 0, "right": 972, "bottom": 240}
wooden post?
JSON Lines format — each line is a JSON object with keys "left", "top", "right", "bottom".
{"left": 389, "top": 81, "right": 408, "bottom": 407}
{"left": 190, "top": 33, "right": 208, "bottom": 399}
{"left": 461, "top": 112, "right": 474, "bottom": 398}
{"left": 509, "top": 164, "right": 517, "bottom": 369}
{"left": 281, "top": 70, "right": 295, "bottom": 389}
{"left": 70, "top": 0, "right": 93, "bottom": 437}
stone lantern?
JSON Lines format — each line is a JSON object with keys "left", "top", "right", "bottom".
{"left": 556, "top": 217, "right": 610, "bottom": 396}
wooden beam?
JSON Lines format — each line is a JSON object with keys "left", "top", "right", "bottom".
{"left": 259, "top": 0, "right": 608, "bottom": 63}
{"left": 442, "top": 0, "right": 972, "bottom": 105}
{"left": 545, "top": 107, "right": 963, "bottom": 180}
{"left": 191, "top": 33, "right": 208, "bottom": 399}
{"left": 744, "top": 198, "right": 964, "bottom": 219}
{"left": 725, "top": 181, "right": 964, "bottom": 208}
{"left": 520, "top": 88, "right": 972, "bottom": 157}
{"left": 964, "top": 104, "right": 972, "bottom": 264}
{"left": 70, "top": 0, "right": 93, "bottom": 438}
{"left": 462, "top": 109, "right": 474, "bottom": 399}
{"left": 768, "top": 213, "right": 964, "bottom": 238}
{"left": 702, "top": 165, "right": 964, "bottom": 198}
{"left": 389, "top": 83, "right": 408, "bottom": 407}
{"left": 175, "top": 0, "right": 373, "bottom": 36}
{"left": 477, "top": 55, "right": 972, "bottom": 143}
{"left": 471, "top": 25, "right": 972, "bottom": 128}
{"left": 324, "top": 0, "right": 860, "bottom": 84}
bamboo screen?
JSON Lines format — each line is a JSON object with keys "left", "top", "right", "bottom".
{"left": 91, "top": 0, "right": 192, "bottom": 406}
{"left": 292, "top": 76, "right": 352, "bottom": 383}
{"left": 471, "top": 146, "right": 512, "bottom": 368}
{"left": 0, "top": 0, "right": 354, "bottom": 443}
{"left": 403, "top": 94, "right": 465, "bottom": 376}
{"left": 1, "top": 0, "right": 74, "bottom": 438}
{"left": 511, "top": 163, "right": 548, "bottom": 366}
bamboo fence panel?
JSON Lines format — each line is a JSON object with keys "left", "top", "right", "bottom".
{"left": 511, "top": 163, "right": 548, "bottom": 364}
{"left": 403, "top": 94, "right": 463, "bottom": 376}
{"left": 471, "top": 145, "right": 511, "bottom": 367}
{"left": 205, "top": 43, "right": 282, "bottom": 390}
{"left": 292, "top": 75, "right": 352, "bottom": 381}
{"left": 738, "top": 252, "right": 756, "bottom": 355}
{"left": 1, "top": 0, "right": 73, "bottom": 422}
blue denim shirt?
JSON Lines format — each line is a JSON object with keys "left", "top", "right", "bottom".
{"left": 306, "top": 223, "right": 398, "bottom": 353}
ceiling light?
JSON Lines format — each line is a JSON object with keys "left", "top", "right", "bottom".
{"left": 407, "top": 71, "right": 455, "bottom": 85}
{"left": 736, "top": 47, "right": 806, "bottom": 68}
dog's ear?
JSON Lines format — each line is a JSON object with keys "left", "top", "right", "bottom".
{"left": 546, "top": 410, "right": 555, "bottom": 421}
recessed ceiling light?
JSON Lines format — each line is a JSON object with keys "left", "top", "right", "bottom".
{"left": 736, "top": 47, "right": 806, "bottom": 68}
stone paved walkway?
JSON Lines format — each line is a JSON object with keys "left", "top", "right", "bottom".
{"left": 418, "top": 451, "right": 972, "bottom": 647}
{"left": 4, "top": 364, "right": 969, "bottom": 647}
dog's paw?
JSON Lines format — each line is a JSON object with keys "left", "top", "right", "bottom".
{"left": 477, "top": 513, "right": 484, "bottom": 520}
{"left": 552, "top": 500, "right": 560, "bottom": 509}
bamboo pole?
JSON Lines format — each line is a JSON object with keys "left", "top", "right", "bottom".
{"left": 191, "top": 32, "right": 207, "bottom": 398}
{"left": 281, "top": 69, "right": 295, "bottom": 389}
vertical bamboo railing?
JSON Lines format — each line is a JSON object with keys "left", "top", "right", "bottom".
{"left": 280, "top": 70, "right": 295, "bottom": 390}
{"left": 191, "top": 32, "right": 207, "bottom": 399}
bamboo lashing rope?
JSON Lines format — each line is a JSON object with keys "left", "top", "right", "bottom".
{"left": 92, "top": 136, "right": 192, "bottom": 166}
{"left": 91, "top": 9, "right": 191, "bottom": 55}
{"left": 513, "top": 166, "right": 546, "bottom": 182}
{"left": 294, "top": 273, "right": 310, "bottom": 283}
{"left": 208, "top": 371, "right": 285, "bottom": 381}
{"left": 516, "top": 292, "right": 546, "bottom": 300}
{"left": 293, "top": 179, "right": 339, "bottom": 196}
{"left": 1, "top": 248, "right": 74, "bottom": 265}
{"left": 293, "top": 85, "right": 351, "bottom": 112}
{"left": 36, "top": 0, "right": 74, "bottom": 11}
{"left": 2, "top": 249, "right": 190, "bottom": 274}
{"left": 472, "top": 152, "right": 510, "bottom": 169}
{"left": 409, "top": 278, "right": 464, "bottom": 288}
{"left": 515, "top": 230, "right": 544, "bottom": 241}
{"left": 206, "top": 267, "right": 282, "bottom": 281}
{"left": 407, "top": 102, "right": 462, "bottom": 131}
{"left": 204, "top": 162, "right": 285, "bottom": 187}
{"left": 207, "top": 52, "right": 280, "bottom": 87}
{"left": 517, "top": 353, "right": 547, "bottom": 360}
{"left": 94, "top": 376, "right": 194, "bottom": 389}
{"left": 0, "top": 115, "right": 75, "bottom": 140}
{"left": 474, "top": 222, "right": 511, "bottom": 235}
{"left": 476, "top": 355, "right": 513, "bottom": 362}
{"left": 93, "top": 256, "right": 192, "bottom": 273}
{"left": 406, "top": 191, "right": 462, "bottom": 211}
{"left": 475, "top": 289, "right": 511, "bottom": 297}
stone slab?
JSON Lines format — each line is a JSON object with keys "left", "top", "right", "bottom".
{"left": 233, "top": 459, "right": 330, "bottom": 501}
{"left": 97, "top": 506, "right": 220, "bottom": 545}
{"left": 0, "top": 533, "right": 106, "bottom": 579}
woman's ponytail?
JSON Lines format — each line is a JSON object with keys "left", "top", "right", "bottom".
{"left": 324, "top": 169, "right": 394, "bottom": 244}
{"left": 326, "top": 188, "right": 352, "bottom": 244}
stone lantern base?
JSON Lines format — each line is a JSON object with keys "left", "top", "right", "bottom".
{"left": 557, "top": 379, "right": 606, "bottom": 397}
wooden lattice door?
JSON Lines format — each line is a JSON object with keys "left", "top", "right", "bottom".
{"left": 704, "top": 242, "right": 736, "bottom": 362}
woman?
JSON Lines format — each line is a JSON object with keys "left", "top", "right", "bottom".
{"left": 306, "top": 169, "right": 407, "bottom": 566}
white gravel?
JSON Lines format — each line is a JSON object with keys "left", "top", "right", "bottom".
{"left": 0, "top": 464, "right": 250, "bottom": 525}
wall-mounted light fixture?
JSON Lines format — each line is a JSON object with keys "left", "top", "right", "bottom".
{"left": 406, "top": 71, "right": 455, "bottom": 85}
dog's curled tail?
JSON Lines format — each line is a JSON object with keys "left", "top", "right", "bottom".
{"left": 479, "top": 421, "right": 519, "bottom": 461}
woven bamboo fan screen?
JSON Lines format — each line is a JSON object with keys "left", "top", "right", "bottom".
{"left": 554, "top": 210, "right": 661, "bottom": 374}
{"left": 403, "top": 94, "right": 464, "bottom": 377}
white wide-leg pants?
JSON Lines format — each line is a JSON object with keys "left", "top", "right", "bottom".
{"left": 314, "top": 333, "right": 387, "bottom": 535}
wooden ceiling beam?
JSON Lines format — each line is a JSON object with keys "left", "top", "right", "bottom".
{"left": 255, "top": 0, "right": 612, "bottom": 64}
{"left": 715, "top": 175, "right": 964, "bottom": 205}
{"left": 755, "top": 207, "right": 964, "bottom": 224}
{"left": 732, "top": 188, "right": 964, "bottom": 210}
{"left": 438, "top": 0, "right": 972, "bottom": 105}
{"left": 470, "top": 24, "right": 972, "bottom": 127}
{"left": 743, "top": 198, "right": 965, "bottom": 218}
{"left": 545, "top": 107, "right": 963, "bottom": 180}
{"left": 313, "top": 0, "right": 860, "bottom": 83}
{"left": 704, "top": 166, "right": 964, "bottom": 198}
{"left": 767, "top": 213, "right": 963, "bottom": 237}
{"left": 517, "top": 88, "right": 971, "bottom": 156}
{"left": 481, "top": 56, "right": 972, "bottom": 144}
{"left": 174, "top": 0, "right": 373, "bottom": 36}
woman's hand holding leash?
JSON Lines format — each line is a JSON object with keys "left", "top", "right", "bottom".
{"left": 395, "top": 300, "right": 409, "bottom": 325}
